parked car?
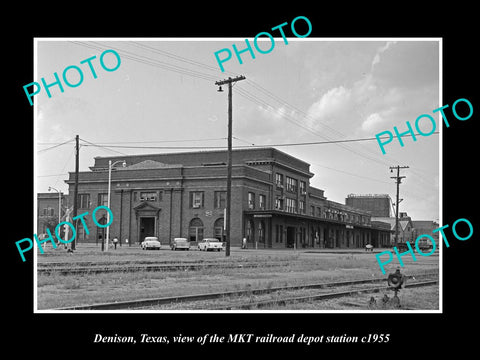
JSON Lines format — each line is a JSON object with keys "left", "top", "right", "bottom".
{"left": 171, "top": 237, "right": 190, "bottom": 251}
{"left": 197, "top": 238, "right": 224, "bottom": 251}
{"left": 141, "top": 236, "right": 161, "bottom": 250}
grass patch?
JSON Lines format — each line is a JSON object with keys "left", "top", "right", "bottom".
{"left": 36, "top": 245, "right": 439, "bottom": 310}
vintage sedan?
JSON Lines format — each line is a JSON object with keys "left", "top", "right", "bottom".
{"left": 141, "top": 236, "right": 161, "bottom": 250}
{"left": 197, "top": 238, "right": 224, "bottom": 251}
{"left": 171, "top": 238, "right": 191, "bottom": 251}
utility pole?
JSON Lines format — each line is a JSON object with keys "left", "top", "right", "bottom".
{"left": 390, "top": 165, "right": 409, "bottom": 248}
{"left": 72, "top": 135, "right": 79, "bottom": 251}
{"left": 215, "top": 75, "right": 246, "bottom": 257}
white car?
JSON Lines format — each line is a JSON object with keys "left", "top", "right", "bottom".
{"left": 198, "top": 238, "right": 224, "bottom": 251}
{"left": 141, "top": 236, "right": 161, "bottom": 250}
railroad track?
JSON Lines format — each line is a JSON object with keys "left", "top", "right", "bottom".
{"left": 215, "top": 280, "right": 437, "bottom": 310}
{"left": 54, "top": 272, "right": 438, "bottom": 310}
{"left": 37, "top": 260, "right": 289, "bottom": 275}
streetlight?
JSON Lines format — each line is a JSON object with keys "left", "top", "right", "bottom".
{"left": 48, "top": 186, "right": 62, "bottom": 230}
{"left": 105, "top": 160, "right": 126, "bottom": 251}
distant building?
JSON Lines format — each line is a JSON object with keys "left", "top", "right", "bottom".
{"left": 412, "top": 220, "right": 440, "bottom": 244}
{"left": 372, "top": 212, "right": 416, "bottom": 245}
{"left": 62, "top": 147, "right": 391, "bottom": 248}
{"left": 37, "top": 192, "right": 68, "bottom": 235}
{"left": 345, "top": 194, "right": 392, "bottom": 217}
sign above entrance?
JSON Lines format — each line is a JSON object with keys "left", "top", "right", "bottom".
{"left": 254, "top": 214, "right": 272, "bottom": 218}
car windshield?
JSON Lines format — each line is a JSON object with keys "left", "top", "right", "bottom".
{"left": 206, "top": 239, "right": 219, "bottom": 242}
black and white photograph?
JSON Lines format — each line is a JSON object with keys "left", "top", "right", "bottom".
{"left": 7, "top": 6, "right": 478, "bottom": 355}
{"left": 34, "top": 38, "right": 441, "bottom": 313}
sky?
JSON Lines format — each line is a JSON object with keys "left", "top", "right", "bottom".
{"left": 35, "top": 38, "right": 440, "bottom": 221}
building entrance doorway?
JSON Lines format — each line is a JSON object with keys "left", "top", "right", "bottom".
{"left": 140, "top": 217, "right": 155, "bottom": 242}
{"left": 286, "top": 226, "right": 296, "bottom": 248}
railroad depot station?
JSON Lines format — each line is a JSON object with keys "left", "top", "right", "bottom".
{"left": 39, "top": 147, "right": 399, "bottom": 249}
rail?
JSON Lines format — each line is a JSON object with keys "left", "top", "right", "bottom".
{"left": 54, "top": 272, "right": 438, "bottom": 310}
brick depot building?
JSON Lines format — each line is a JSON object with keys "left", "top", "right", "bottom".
{"left": 64, "top": 147, "right": 391, "bottom": 248}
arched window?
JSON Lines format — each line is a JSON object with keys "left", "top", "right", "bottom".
{"left": 213, "top": 218, "right": 225, "bottom": 241}
{"left": 189, "top": 218, "right": 204, "bottom": 243}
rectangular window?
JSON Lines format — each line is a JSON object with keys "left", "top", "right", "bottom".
{"left": 140, "top": 192, "right": 157, "bottom": 201}
{"left": 317, "top": 207, "right": 322, "bottom": 217}
{"left": 300, "top": 181, "right": 306, "bottom": 194}
{"left": 214, "top": 191, "right": 226, "bottom": 209}
{"left": 259, "top": 194, "right": 266, "bottom": 210}
{"left": 190, "top": 191, "right": 204, "bottom": 208}
{"left": 275, "top": 173, "right": 284, "bottom": 188}
{"left": 78, "top": 194, "right": 90, "bottom": 209}
{"left": 286, "top": 198, "right": 297, "bottom": 213}
{"left": 275, "top": 197, "right": 284, "bottom": 210}
{"left": 98, "top": 193, "right": 108, "bottom": 207}
{"left": 310, "top": 205, "right": 315, "bottom": 216}
{"left": 248, "top": 192, "right": 255, "bottom": 209}
{"left": 286, "top": 176, "right": 298, "bottom": 193}
{"left": 42, "top": 207, "right": 54, "bottom": 216}
{"left": 299, "top": 200, "right": 305, "bottom": 214}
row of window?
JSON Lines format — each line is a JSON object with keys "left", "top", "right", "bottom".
{"left": 275, "top": 173, "right": 307, "bottom": 194}
{"left": 308, "top": 205, "right": 370, "bottom": 224}
{"left": 76, "top": 192, "right": 163, "bottom": 209}
{"left": 188, "top": 217, "right": 224, "bottom": 242}
{"left": 190, "top": 191, "right": 227, "bottom": 209}
{"left": 248, "top": 192, "right": 266, "bottom": 210}
{"left": 75, "top": 191, "right": 368, "bottom": 225}
{"left": 40, "top": 207, "right": 56, "bottom": 216}
{"left": 275, "top": 197, "right": 306, "bottom": 214}
{"left": 76, "top": 191, "right": 225, "bottom": 209}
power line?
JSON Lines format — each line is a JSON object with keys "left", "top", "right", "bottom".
{"left": 68, "top": 40, "right": 437, "bottom": 185}
{"left": 312, "top": 162, "right": 392, "bottom": 185}
{"left": 234, "top": 86, "right": 389, "bottom": 167}
{"left": 37, "top": 138, "right": 75, "bottom": 153}
{"left": 71, "top": 132, "right": 436, "bottom": 150}
{"left": 129, "top": 42, "right": 221, "bottom": 73}
{"left": 70, "top": 41, "right": 219, "bottom": 82}
{"left": 35, "top": 132, "right": 437, "bottom": 152}
{"left": 79, "top": 138, "right": 129, "bottom": 156}
{"left": 78, "top": 137, "right": 227, "bottom": 145}
{"left": 127, "top": 40, "right": 403, "bottom": 169}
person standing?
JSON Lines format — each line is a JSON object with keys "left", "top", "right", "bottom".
{"left": 113, "top": 236, "right": 119, "bottom": 250}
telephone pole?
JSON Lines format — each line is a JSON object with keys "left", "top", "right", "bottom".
{"left": 215, "top": 75, "right": 246, "bottom": 257}
{"left": 72, "top": 135, "right": 79, "bottom": 250}
{"left": 390, "top": 165, "right": 409, "bottom": 248}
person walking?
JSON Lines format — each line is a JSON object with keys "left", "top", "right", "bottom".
{"left": 113, "top": 236, "right": 119, "bottom": 250}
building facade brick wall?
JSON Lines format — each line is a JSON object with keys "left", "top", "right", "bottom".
{"left": 59, "top": 148, "right": 390, "bottom": 248}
